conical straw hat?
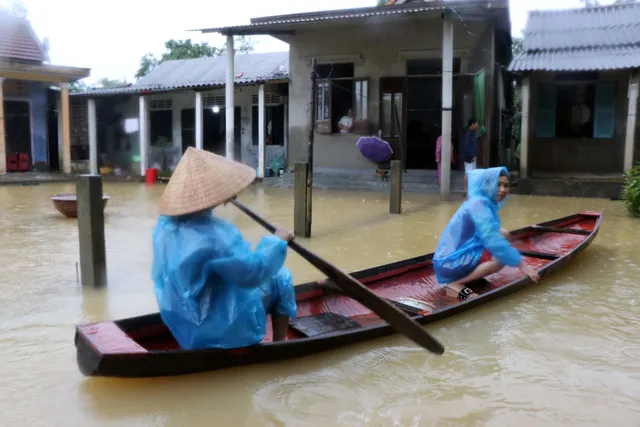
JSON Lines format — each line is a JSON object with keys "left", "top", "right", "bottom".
{"left": 158, "top": 147, "right": 256, "bottom": 216}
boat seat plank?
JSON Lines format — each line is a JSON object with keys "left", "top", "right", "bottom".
{"left": 531, "top": 226, "right": 591, "bottom": 236}
{"left": 519, "top": 250, "right": 559, "bottom": 260}
{"left": 289, "top": 313, "right": 362, "bottom": 338}
{"left": 78, "top": 322, "right": 148, "bottom": 355}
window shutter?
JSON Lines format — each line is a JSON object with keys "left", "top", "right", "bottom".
{"left": 594, "top": 82, "right": 616, "bottom": 139}
{"left": 535, "top": 84, "right": 556, "bottom": 138}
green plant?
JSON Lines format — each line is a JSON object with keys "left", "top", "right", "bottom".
{"left": 621, "top": 165, "right": 640, "bottom": 217}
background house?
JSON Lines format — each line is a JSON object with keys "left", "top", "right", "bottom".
{"left": 201, "top": 0, "right": 513, "bottom": 177}
{"left": 0, "top": 12, "right": 90, "bottom": 175}
{"left": 510, "top": 2, "right": 640, "bottom": 197}
{"left": 71, "top": 52, "right": 289, "bottom": 176}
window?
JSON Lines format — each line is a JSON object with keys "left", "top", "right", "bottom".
{"left": 535, "top": 79, "right": 616, "bottom": 139}
{"left": 150, "top": 110, "right": 173, "bottom": 146}
{"left": 406, "top": 58, "right": 461, "bottom": 76}
{"left": 313, "top": 63, "right": 369, "bottom": 134}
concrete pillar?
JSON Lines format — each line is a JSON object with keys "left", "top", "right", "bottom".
{"left": 440, "top": 18, "right": 454, "bottom": 198}
{"left": 88, "top": 98, "right": 98, "bottom": 174}
{"left": 60, "top": 83, "right": 71, "bottom": 174}
{"left": 225, "top": 35, "right": 235, "bottom": 160}
{"left": 283, "top": 96, "right": 289, "bottom": 166}
{"left": 257, "top": 84, "right": 266, "bottom": 178}
{"left": 139, "top": 95, "right": 149, "bottom": 176}
{"left": 77, "top": 175, "right": 107, "bottom": 288}
{"left": 624, "top": 72, "right": 638, "bottom": 172}
{"left": 520, "top": 75, "right": 531, "bottom": 178}
{"left": 195, "top": 91, "right": 203, "bottom": 150}
{"left": 0, "top": 78, "right": 5, "bottom": 174}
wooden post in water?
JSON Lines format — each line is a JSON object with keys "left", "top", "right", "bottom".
{"left": 390, "top": 160, "right": 402, "bottom": 214}
{"left": 303, "top": 57, "right": 318, "bottom": 238}
{"left": 77, "top": 175, "right": 107, "bottom": 288}
{"left": 294, "top": 162, "right": 309, "bottom": 237}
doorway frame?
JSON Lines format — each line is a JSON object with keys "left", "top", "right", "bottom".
{"left": 3, "top": 96, "right": 34, "bottom": 168}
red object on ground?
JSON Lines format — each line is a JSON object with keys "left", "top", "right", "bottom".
{"left": 18, "top": 152, "right": 29, "bottom": 171}
{"left": 145, "top": 168, "right": 158, "bottom": 184}
{"left": 6, "top": 154, "right": 18, "bottom": 172}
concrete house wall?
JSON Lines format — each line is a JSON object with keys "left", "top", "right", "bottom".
{"left": 286, "top": 17, "right": 501, "bottom": 169}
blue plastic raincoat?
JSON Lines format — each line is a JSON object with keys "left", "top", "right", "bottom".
{"left": 151, "top": 210, "right": 297, "bottom": 350}
{"left": 433, "top": 167, "right": 521, "bottom": 285}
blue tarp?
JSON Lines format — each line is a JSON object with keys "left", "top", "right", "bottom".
{"left": 151, "top": 210, "right": 297, "bottom": 349}
{"left": 432, "top": 167, "right": 521, "bottom": 284}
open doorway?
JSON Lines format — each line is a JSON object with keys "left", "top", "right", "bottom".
{"left": 4, "top": 100, "right": 32, "bottom": 170}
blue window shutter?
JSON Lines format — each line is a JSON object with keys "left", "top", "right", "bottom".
{"left": 594, "top": 82, "right": 616, "bottom": 139}
{"left": 535, "top": 83, "right": 556, "bottom": 138}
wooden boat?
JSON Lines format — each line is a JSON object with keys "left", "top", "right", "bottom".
{"left": 76, "top": 211, "right": 602, "bottom": 378}
{"left": 51, "top": 193, "right": 110, "bottom": 218}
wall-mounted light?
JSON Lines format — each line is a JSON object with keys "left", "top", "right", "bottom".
{"left": 212, "top": 106, "right": 220, "bottom": 113}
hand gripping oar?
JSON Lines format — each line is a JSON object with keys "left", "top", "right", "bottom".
{"left": 230, "top": 198, "right": 445, "bottom": 355}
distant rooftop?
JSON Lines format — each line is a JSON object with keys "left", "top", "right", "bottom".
{"left": 0, "top": 12, "right": 45, "bottom": 63}
{"left": 509, "top": 2, "right": 640, "bottom": 72}
{"left": 72, "top": 51, "right": 289, "bottom": 97}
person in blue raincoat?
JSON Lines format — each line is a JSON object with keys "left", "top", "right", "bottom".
{"left": 433, "top": 167, "right": 539, "bottom": 300}
{"left": 151, "top": 147, "right": 297, "bottom": 350}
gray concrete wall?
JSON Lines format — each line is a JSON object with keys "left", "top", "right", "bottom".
{"left": 287, "top": 16, "right": 493, "bottom": 169}
{"left": 528, "top": 70, "right": 632, "bottom": 174}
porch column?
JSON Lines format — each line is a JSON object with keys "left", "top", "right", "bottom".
{"left": 195, "top": 91, "right": 203, "bottom": 150}
{"left": 520, "top": 75, "right": 531, "bottom": 178}
{"left": 139, "top": 95, "right": 149, "bottom": 176}
{"left": 283, "top": 96, "right": 289, "bottom": 165}
{"left": 88, "top": 98, "right": 98, "bottom": 174}
{"left": 225, "top": 35, "right": 235, "bottom": 159}
{"left": 257, "top": 84, "right": 266, "bottom": 178}
{"left": 624, "top": 72, "right": 639, "bottom": 172}
{"left": 440, "top": 17, "right": 454, "bottom": 198}
{"left": 0, "top": 78, "right": 5, "bottom": 174}
{"left": 60, "top": 83, "right": 71, "bottom": 174}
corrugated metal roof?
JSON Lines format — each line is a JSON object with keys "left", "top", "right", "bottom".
{"left": 509, "top": 2, "right": 640, "bottom": 72}
{"left": 71, "top": 51, "right": 288, "bottom": 97}
{"left": 194, "top": 1, "right": 504, "bottom": 34}
{"left": 0, "top": 13, "right": 45, "bottom": 63}
{"left": 510, "top": 45, "right": 640, "bottom": 72}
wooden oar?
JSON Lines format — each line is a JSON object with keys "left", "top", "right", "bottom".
{"left": 230, "top": 198, "right": 445, "bottom": 355}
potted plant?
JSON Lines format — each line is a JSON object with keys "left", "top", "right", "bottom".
{"left": 154, "top": 137, "right": 174, "bottom": 179}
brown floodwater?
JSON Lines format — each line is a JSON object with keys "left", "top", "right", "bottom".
{"left": 1, "top": 182, "right": 639, "bottom": 427}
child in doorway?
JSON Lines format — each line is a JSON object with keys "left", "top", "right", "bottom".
{"left": 432, "top": 167, "right": 540, "bottom": 300}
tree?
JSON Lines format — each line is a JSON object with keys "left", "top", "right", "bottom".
{"left": 69, "top": 77, "right": 129, "bottom": 93}
{"left": 376, "top": 0, "right": 388, "bottom": 5}
{"left": 0, "top": 0, "right": 28, "bottom": 18}
{"left": 135, "top": 36, "right": 256, "bottom": 79}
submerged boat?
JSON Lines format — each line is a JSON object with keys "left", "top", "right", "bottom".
{"left": 76, "top": 211, "right": 602, "bottom": 378}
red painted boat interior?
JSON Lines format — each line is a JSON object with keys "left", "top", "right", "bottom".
{"left": 78, "top": 213, "right": 599, "bottom": 355}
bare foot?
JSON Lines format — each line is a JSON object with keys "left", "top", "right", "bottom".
{"left": 445, "top": 283, "right": 478, "bottom": 300}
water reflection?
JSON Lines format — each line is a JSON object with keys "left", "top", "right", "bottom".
{"left": 0, "top": 182, "right": 639, "bottom": 426}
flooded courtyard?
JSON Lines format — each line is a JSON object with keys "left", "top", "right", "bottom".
{"left": 1, "top": 182, "right": 639, "bottom": 427}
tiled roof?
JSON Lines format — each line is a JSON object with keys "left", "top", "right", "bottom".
{"left": 509, "top": 2, "right": 640, "bottom": 72}
{"left": 0, "top": 13, "right": 44, "bottom": 63}
{"left": 71, "top": 51, "right": 289, "bottom": 96}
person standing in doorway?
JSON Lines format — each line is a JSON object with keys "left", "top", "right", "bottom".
{"left": 461, "top": 118, "right": 479, "bottom": 196}
{"left": 435, "top": 135, "right": 455, "bottom": 188}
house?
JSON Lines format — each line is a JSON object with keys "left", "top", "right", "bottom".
{"left": 198, "top": 0, "right": 514, "bottom": 194}
{"left": 509, "top": 3, "right": 640, "bottom": 195}
{"left": 71, "top": 51, "right": 289, "bottom": 176}
{"left": 0, "top": 12, "right": 90, "bottom": 175}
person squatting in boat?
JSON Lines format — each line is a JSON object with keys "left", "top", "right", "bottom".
{"left": 151, "top": 147, "right": 297, "bottom": 350}
{"left": 432, "top": 167, "right": 540, "bottom": 300}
